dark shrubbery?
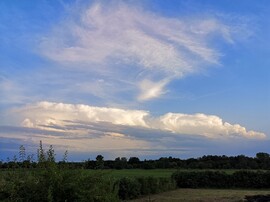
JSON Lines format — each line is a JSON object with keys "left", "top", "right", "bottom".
{"left": 172, "top": 170, "right": 270, "bottom": 189}
{"left": 0, "top": 168, "right": 119, "bottom": 202}
{"left": 232, "top": 171, "right": 270, "bottom": 188}
{"left": 172, "top": 171, "right": 230, "bottom": 188}
{"left": 118, "top": 176, "right": 176, "bottom": 200}
{"left": 0, "top": 168, "right": 176, "bottom": 201}
{"left": 118, "top": 177, "right": 141, "bottom": 200}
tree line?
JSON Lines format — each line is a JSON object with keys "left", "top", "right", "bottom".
{"left": 83, "top": 153, "right": 270, "bottom": 170}
{"left": 1, "top": 142, "right": 270, "bottom": 170}
{"left": 1, "top": 142, "right": 270, "bottom": 201}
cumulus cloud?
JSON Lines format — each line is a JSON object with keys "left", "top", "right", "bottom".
{"left": 20, "top": 101, "right": 149, "bottom": 127}
{"left": 39, "top": 2, "right": 238, "bottom": 101}
{"left": 16, "top": 101, "right": 265, "bottom": 140}
{"left": 157, "top": 113, "right": 265, "bottom": 139}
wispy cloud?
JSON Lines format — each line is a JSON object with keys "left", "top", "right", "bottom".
{"left": 138, "top": 79, "right": 169, "bottom": 101}
{"left": 0, "top": 76, "right": 28, "bottom": 105}
{"left": 39, "top": 2, "right": 239, "bottom": 101}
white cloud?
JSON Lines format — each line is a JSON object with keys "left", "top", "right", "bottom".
{"left": 138, "top": 79, "right": 169, "bottom": 101}
{"left": 157, "top": 113, "right": 265, "bottom": 139}
{"left": 39, "top": 2, "right": 237, "bottom": 101}
{"left": 21, "top": 118, "right": 34, "bottom": 128}
{"left": 17, "top": 101, "right": 265, "bottom": 140}
{"left": 19, "top": 101, "right": 149, "bottom": 128}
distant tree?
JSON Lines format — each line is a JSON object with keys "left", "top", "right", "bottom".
{"left": 234, "top": 155, "right": 249, "bottom": 169}
{"left": 47, "top": 145, "right": 56, "bottom": 163}
{"left": 19, "top": 145, "right": 26, "bottom": 162}
{"left": 84, "top": 158, "right": 95, "bottom": 169}
{"left": 27, "top": 154, "right": 35, "bottom": 163}
{"left": 128, "top": 157, "right": 140, "bottom": 164}
{"left": 256, "top": 152, "right": 270, "bottom": 160}
{"left": 115, "top": 157, "right": 128, "bottom": 169}
{"left": 96, "top": 154, "right": 104, "bottom": 169}
{"left": 37, "top": 140, "right": 46, "bottom": 163}
{"left": 256, "top": 152, "right": 270, "bottom": 169}
{"left": 62, "top": 150, "right": 68, "bottom": 162}
{"left": 12, "top": 155, "right": 17, "bottom": 163}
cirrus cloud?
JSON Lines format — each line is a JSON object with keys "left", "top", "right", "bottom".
{"left": 39, "top": 2, "right": 241, "bottom": 101}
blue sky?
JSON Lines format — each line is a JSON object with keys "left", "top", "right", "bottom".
{"left": 0, "top": 0, "right": 269, "bottom": 161}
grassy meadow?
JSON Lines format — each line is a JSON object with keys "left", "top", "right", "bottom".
{"left": 82, "top": 169, "right": 177, "bottom": 179}
{"left": 81, "top": 168, "right": 267, "bottom": 179}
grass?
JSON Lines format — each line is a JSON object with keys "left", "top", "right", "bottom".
{"left": 82, "top": 169, "right": 177, "bottom": 179}
{"left": 1, "top": 168, "right": 266, "bottom": 179}
{"left": 81, "top": 169, "right": 267, "bottom": 179}
{"left": 130, "top": 188, "right": 270, "bottom": 202}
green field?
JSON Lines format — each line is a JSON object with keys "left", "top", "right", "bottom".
{"left": 1, "top": 168, "right": 267, "bottom": 180}
{"left": 82, "top": 169, "right": 177, "bottom": 178}
{"left": 80, "top": 169, "right": 266, "bottom": 179}
{"left": 130, "top": 189, "right": 270, "bottom": 202}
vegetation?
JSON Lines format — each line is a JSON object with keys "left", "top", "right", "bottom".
{"left": 118, "top": 177, "right": 176, "bottom": 200}
{"left": 2, "top": 144, "right": 270, "bottom": 170}
{"left": 1, "top": 142, "right": 270, "bottom": 201}
{"left": 172, "top": 170, "right": 270, "bottom": 189}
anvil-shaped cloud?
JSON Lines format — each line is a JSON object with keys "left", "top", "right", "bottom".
{"left": 18, "top": 101, "right": 265, "bottom": 139}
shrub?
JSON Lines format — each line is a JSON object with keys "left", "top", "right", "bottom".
{"left": 118, "top": 176, "right": 176, "bottom": 200}
{"left": 118, "top": 177, "right": 141, "bottom": 200}
{"left": 0, "top": 168, "right": 120, "bottom": 202}
{"left": 172, "top": 170, "right": 270, "bottom": 189}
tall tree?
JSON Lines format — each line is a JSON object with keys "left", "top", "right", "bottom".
{"left": 47, "top": 145, "right": 55, "bottom": 163}
{"left": 19, "top": 145, "right": 26, "bottom": 162}
{"left": 96, "top": 154, "right": 104, "bottom": 169}
{"left": 37, "top": 140, "right": 46, "bottom": 163}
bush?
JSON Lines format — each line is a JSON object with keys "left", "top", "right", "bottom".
{"left": 232, "top": 171, "right": 270, "bottom": 188}
{"left": 118, "top": 177, "right": 141, "bottom": 200}
{"left": 118, "top": 176, "right": 176, "bottom": 200}
{"left": 172, "top": 170, "right": 270, "bottom": 189}
{"left": 0, "top": 168, "right": 119, "bottom": 202}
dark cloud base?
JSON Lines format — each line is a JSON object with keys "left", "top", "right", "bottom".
{"left": 0, "top": 122, "right": 269, "bottom": 161}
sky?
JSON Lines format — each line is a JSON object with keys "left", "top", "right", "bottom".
{"left": 0, "top": 0, "right": 270, "bottom": 161}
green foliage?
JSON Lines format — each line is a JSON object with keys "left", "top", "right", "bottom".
{"left": 0, "top": 168, "right": 120, "bottom": 201}
{"left": 47, "top": 145, "right": 55, "bottom": 163}
{"left": 77, "top": 172, "right": 119, "bottom": 202}
{"left": 114, "top": 157, "right": 127, "bottom": 169}
{"left": 172, "top": 170, "right": 270, "bottom": 189}
{"left": 96, "top": 155, "right": 104, "bottom": 169}
{"left": 19, "top": 145, "right": 26, "bottom": 162}
{"left": 0, "top": 145, "right": 120, "bottom": 201}
{"left": 172, "top": 171, "right": 230, "bottom": 188}
{"left": 3, "top": 143, "right": 270, "bottom": 201}
{"left": 118, "top": 176, "right": 176, "bottom": 200}
{"left": 62, "top": 150, "right": 68, "bottom": 162}
{"left": 37, "top": 140, "right": 46, "bottom": 164}
{"left": 118, "top": 177, "right": 141, "bottom": 200}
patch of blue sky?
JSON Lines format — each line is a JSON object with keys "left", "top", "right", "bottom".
{"left": 0, "top": 0, "right": 269, "bottom": 160}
